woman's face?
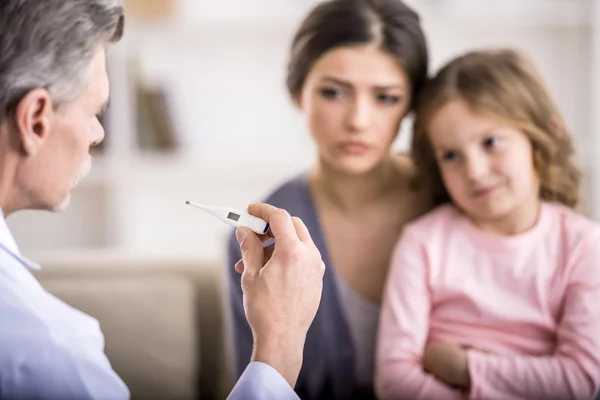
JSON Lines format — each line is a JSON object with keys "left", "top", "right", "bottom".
{"left": 296, "top": 44, "right": 411, "bottom": 175}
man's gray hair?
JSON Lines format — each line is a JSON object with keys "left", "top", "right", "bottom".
{"left": 0, "top": 0, "right": 124, "bottom": 122}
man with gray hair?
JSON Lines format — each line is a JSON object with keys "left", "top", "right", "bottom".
{"left": 0, "top": 1, "right": 324, "bottom": 399}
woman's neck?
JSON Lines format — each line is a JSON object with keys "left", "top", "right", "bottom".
{"left": 310, "top": 155, "right": 404, "bottom": 214}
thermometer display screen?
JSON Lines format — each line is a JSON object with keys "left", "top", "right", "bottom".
{"left": 227, "top": 212, "right": 241, "bottom": 221}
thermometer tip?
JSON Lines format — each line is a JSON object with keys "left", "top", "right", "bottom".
{"left": 185, "top": 201, "right": 190, "bottom": 205}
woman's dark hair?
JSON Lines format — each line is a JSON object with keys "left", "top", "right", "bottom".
{"left": 286, "top": 0, "right": 428, "bottom": 110}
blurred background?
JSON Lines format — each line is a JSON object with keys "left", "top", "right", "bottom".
{"left": 7, "top": 0, "right": 599, "bottom": 262}
{"left": 10, "top": 1, "right": 600, "bottom": 399}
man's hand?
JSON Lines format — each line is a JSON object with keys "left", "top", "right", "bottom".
{"left": 422, "top": 341, "right": 471, "bottom": 390}
{"left": 234, "top": 203, "right": 325, "bottom": 389}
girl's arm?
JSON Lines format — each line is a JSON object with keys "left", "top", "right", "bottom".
{"left": 466, "top": 230, "right": 600, "bottom": 400}
{"left": 375, "top": 228, "right": 465, "bottom": 400}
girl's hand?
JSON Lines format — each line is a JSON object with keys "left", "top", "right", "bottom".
{"left": 423, "top": 341, "right": 471, "bottom": 389}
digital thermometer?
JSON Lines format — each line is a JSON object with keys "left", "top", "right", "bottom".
{"left": 185, "top": 201, "right": 270, "bottom": 235}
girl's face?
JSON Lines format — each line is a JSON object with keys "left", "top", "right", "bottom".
{"left": 428, "top": 99, "right": 540, "bottom": 233}
{"left": 296, "top": 44, "right": 410, "bottom": 175}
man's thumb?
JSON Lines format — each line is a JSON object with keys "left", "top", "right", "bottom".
{"left": 236, "top": 227, "right": 263, "bottom": 274}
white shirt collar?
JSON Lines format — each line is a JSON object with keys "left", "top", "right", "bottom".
{"left": 0, "top": 209, "right": 40, "bottom": 270}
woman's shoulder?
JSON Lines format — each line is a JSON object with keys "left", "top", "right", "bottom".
{"left": 260, "top": 172, "right": 315, "bottom": 214}
{"left": 262, "top": 173, "right": 308, "bottom": 202}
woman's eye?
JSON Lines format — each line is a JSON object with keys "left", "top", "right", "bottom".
{"left": 377, "top": 94, "right": 402, "bottom": 104}
{"left": 319, "top": 87, "right": 343, "bottom": 99}
{"left": 442, "top": 151, "right": 458, "bottom": 162}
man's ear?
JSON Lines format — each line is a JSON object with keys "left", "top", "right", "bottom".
{"left": 14, "top": 88, "right": 53, "bottom": 156}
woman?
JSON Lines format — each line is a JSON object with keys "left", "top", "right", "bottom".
{"left": 226, "top": 0, "right": 431, "bottom": 398}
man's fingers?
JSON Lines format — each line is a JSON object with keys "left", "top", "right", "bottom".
{"left": 291, "top": 217, "right": 314, "bottom": 245}
{"left": 236, "top": 227, "right": 263, "bottom": 275}
{"left": 235, "top": 236, "right": 276, "bottom": 275}
{"left": 234, "top": 260, "right": 244, "bottom": 274}
{"left": 247, "top": 203, "right": 296, "bottom": 241}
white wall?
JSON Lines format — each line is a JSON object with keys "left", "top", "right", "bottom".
{"left": 7, "top": 0, "right": 598, "bottom": 261}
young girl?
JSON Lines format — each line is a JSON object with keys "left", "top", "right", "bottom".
{"left": 375, "top": 49, "right": 600, "bottom": 400}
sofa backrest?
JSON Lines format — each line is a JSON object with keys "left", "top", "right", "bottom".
{"left": 32, "top": 251, "right": 231, "bottom": 400}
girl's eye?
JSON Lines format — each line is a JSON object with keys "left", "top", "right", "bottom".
{"left": 483, "top": 136, "right": 500, "bottom": 150}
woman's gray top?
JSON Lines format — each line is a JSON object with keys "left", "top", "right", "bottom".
{"left": 226, "top": 173, "right": 379, "bottom": 400}
{"left": 334, "top": 273, "right": 381, "bottom": 390}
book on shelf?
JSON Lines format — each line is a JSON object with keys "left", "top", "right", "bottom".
{"left": 135, "top": 81, "right": 180, "bottom": 153}
{"left": 124, "top": 53, "right": 180, "bottom": 153}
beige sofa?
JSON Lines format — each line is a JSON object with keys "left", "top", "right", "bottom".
{"left": 31, "top": 250, "right": 234, "bottom": 400}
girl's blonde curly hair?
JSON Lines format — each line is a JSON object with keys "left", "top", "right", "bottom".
{"left": 412, "top": 48, "right": 582, "bottom": 209}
